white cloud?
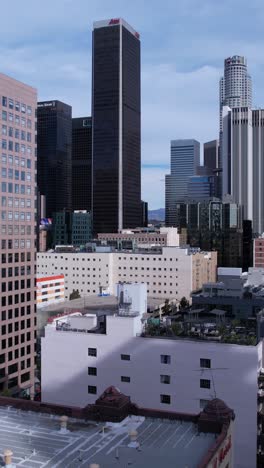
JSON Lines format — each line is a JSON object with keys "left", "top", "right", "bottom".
{"left": 0, "top": 0, "right": 264, "bottom": 208}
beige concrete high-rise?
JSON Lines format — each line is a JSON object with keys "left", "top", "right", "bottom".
{"left": 0, "top": 73, "right": 37, "bottom": 396}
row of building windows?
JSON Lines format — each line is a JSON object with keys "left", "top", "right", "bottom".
{"left": 1, "top": 97, "right": 32, "bottom": 115}
{"left": 1, "top": 182, "right": 32, "bottom": 194}
{"left": 1, "top": 169, "right": 31, "bottom": 180}
{"left": 1, "top": 319, "right": 32, "bottom": 333}
{"left": 1, "top": 237, "right": 32, "bottom": 249}
{"left": 1, "top": 111, "right": 31, "bottom": 126}
{"left": 1, "top": 266, "right": 32, "bottom": 277}
{"left": 88, "top": 350, "right": 212, "bottom": 370}
{"left": 2, "top": 126, "right": 31, "bottom": 141}
{"left": 86, "top": 387, "right": 211, "bottom": 402}
{"left": 2, "top": 293, "right": 32, "bottom": 307}
{"left": 1, "top": 154, "right": 33, "bottom": 166}
{"left": 1, "top": 305, "right": 35, "bottom": 321}
{"left": 1, "top": 140, "right": 32, "bottom": 154}
{"left": 0, "top": 355, "right": 31, "bottom": 369}
{"left": 2, "top": 197, "right": 31, "bottom": 208}
{"left": 1, "top": 211, "right": 32, "bottom": 221}
{"left": 1, "top": 226, "right": 32, "bottom": 237}
{"left": 0, "top": 339, "right": 33, "bottom": 353}
{"left": 1, "top": 252, "right": 31, "bottom": 263}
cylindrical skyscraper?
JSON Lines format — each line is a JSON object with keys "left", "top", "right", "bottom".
{"left": 219, "top": 55, "right": 252, "bottom": 132}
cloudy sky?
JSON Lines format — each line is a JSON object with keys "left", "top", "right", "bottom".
{"left": 2, "top": 0, "right": 264, "bottom": 208}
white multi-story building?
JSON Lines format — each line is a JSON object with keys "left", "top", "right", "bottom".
{"left": 36, "top": 274, "right": 65, "bottom": 308}
{"left": 37, "top": 246, "right": 217, "bottom": 301}
{"left": 42, "top": 283, "right": 260, "bottom": 468}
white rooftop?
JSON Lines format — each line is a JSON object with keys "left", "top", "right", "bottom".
{"left": 0, "top": 406, "right": 215, "bottom": 468}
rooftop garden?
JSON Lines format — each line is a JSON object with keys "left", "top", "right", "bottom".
{"left": 142, "top": 316, "right": 257, "bottom": 346}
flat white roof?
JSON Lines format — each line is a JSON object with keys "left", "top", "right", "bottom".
{"left": 0, "top": 407, "right": 215, "bottom": 467}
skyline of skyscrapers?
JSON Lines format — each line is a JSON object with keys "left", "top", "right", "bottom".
{"left": 0, "top": 73, "right": 37, "bottom": 396}
{"left": 92, "top": 18, "right": 141, "bottom": 234}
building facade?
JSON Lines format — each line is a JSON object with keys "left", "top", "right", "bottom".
{"left": 172, "top": 199, "right": 250, "bottom": 268}
{"left": 92, "top": 18, "right": 141, "bottom": 233}
{"left": 0, "top": 74, "right": 37, "bottom": 395}
{"left": 254, "top": 236, "right": 264, "bottom": 268}
{"left": 72, "top": 117, "right": 92, "bottom": 212}
{"left": 37, "top": 100, "right": 72, "bottom": 218}
{"left": 165, "top": 139, "right": 200, "bottom": 226}
{"left": 37, "top": 246, "right": 217, "bottom": 301}
{"left": 36, "top": 275, "right": 65, "bottom": 308}
{"left": 187, "top": 175, "right": 217, "bottom": 200}
{"left": 52, "top": 210, "right": 92, "bottom": 247}
{"left": 222, "top": 106, "right": 264, "bottom": 234}
{"left": 204, "top": 139, "right": 219, "bottom": 171}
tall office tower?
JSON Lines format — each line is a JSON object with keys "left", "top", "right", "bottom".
{"left": 37, "top": 101, "right": 72, "bottom": 219}
{"left": 165, "top": 139, "right": 200, "bottom": 226}
{"left": 92, "top": 18, "right": 141, "bottom": 234}
{"left": 72, "top": 117, "right": 92, "bottom": 212}
{"left": 219, "top": 56, "right": 252, "bottom": 132}
{"left": 0, "top": 74, "right": 37, "bottom": 396}
{"left": 204, "top": 140, "right": 219, "bottom": 171}
{"left": 222, "top": 106, "right": 264, "bottom": 235}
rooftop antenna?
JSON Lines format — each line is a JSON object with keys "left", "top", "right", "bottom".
{"left": 193, "top": 367, "right": 229, "bottom": 399}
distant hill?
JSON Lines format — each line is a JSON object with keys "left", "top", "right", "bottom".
{"left": 148, "top": 208, "right": 165, "bottom": 221}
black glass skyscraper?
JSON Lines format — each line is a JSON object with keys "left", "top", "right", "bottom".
{"left": 72, "top": 117, "right": 92, "bottom": 211}
{"left": 92, "top": 18, "right": 141, "bottom": 233}
{"left": 37, "top": 100, "right": 72, "bottom": 218}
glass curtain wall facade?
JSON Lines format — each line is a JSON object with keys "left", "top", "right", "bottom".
{"left": 72, "top": 117, "right": 92, "bottom": 212}
{"left": 175, "top": 200, "right": 244, "bottom": 267}
{"left": 37, "top": 101, "right": 72, "bottom": 219}
{"left": 92, "top": 19, "right": 141, "bottom": 234}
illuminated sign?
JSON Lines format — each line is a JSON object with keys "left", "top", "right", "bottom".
{"left": 37, "top": 102, "right": 56, "bottom": 108}
{"left": 109, "top": 18, "right": 119, "bottom": 25}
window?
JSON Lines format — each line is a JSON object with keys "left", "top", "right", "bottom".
{"left": 88, "top": 385, "right": 97, "bottom": 394}
{"left": 160, "top": 375, "right": 170, "bottom": 384}
{"left": 160, "top": 394, "right": 171, "bottom": 404}
{"left": 160, "top": 354, "right": 171, "bottom": 364}
{"left": 88, "top": 347, "right": 97, "bottom": 357}
{"left": 2, "top": 110, "right": 7, "bottom": 121}
{"left": 200, "top": 358, "right": 211, "bottom": 369}
{"left": 88, "top": 367, "right": 97, "bottom": 376}
{"left": 121, "top": 354, "right": 130, "bottom": 361}
{"left": 2, "top": 96, "right": 7, "bottom": 107}
{"left": 200, "top": 379, "right": 211, "bottom": 389}
{"left": 200, "top": 399, "right": 210, "bottom": 410}
{"left": 121, "top": 376, "right": 130, "bottom": 382}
